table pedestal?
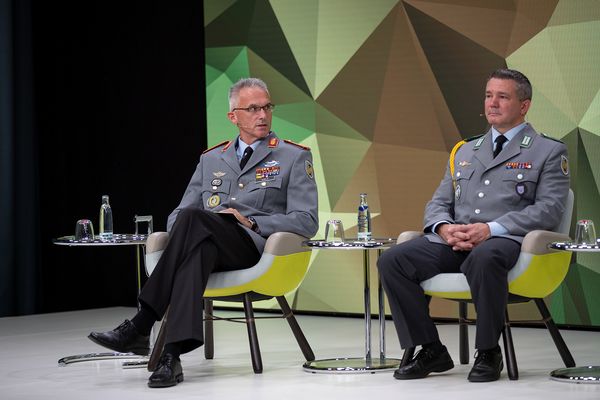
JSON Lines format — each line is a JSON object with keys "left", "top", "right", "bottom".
{"left": 54, "top": 232, "right": 151, "bottom": 368}
{"left": 302, "top": 242, "right": 401, "bottom": 374}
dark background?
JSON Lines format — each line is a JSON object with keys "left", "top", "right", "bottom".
{"left": 1, "top": 0, "right": 207, "bottom": 316}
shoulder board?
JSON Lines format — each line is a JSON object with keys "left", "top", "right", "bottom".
{"left": 202, "top": 140, "right": 231, "bottom": 154}
{"left": 540, "top": 133, "right": 564, "bottom": 144}
{"left": 283, "top": 139, "right": 310, "bottom": 150}
{"left": 464, "top": 134, "right": 484, "bottom": 142}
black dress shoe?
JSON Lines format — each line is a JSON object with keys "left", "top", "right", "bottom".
{"left": 148, "top": 353, "right": 184, "bottom": 388}
{"left": 88, "top": 319, "right": 150, "bottom": 356}
{"left": 394, "top": 346, "right": 454, "bottom": 380}
{"left": 468, "top": 346, "right": 503, "bottom": 382}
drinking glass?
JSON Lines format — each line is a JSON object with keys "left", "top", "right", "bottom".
{"left": 324, "top": 219, "right": 345, "bottom": 243}
{"left": 75, "top": 219, "right": 95, "bottom": 241}
{"left": 574, "top": 219, "right": 596, "bottom": 245}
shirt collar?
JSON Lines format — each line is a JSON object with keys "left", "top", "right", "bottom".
{"left": 236, "top": 136, "right": 263, "bottom": 160}
{"left": 491, "top": 122, "right": 528, "bottom": 145}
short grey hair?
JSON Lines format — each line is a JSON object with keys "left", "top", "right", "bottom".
{"left": 228, "top": 78, "right": 270, "bottom": 111}
{"left": 487, "top": 68, "right": 532, "bottom": 101}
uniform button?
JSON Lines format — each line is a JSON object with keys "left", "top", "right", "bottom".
{"left": 456, "top": 172, "right": 461, "bottom": 177}
{"left": 212, "top": 186, "right": 217, "bottom": 190}
{"left": 231, "top": 197, "right": 236, "bottom": 201}
{"left": 238, "top": 183, "right": 244, "bottom": 188}
{"left": 478, "top": 192, "right": 484, "bottom": 198}
{"left": 517, "top": 173, "right": 523, "bottom": 180}
{"left": 475, "top": 209, "right": 481, "bottom": 214}
{"left": 484, "top": 180, "right": 490, "bottom": 185}
{"left": 261, "top": 181, "right": 267, "bottom": 187}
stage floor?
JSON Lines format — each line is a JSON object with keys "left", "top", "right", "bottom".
{"left": 1, "top": 307, "right": 599, "bottom": 399}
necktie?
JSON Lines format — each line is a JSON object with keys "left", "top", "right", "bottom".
{"left": 239, "top": 146, "right": 253, "bottom": 169}
{"left": 493, "top": 135, "right": 508, "bottom": 158}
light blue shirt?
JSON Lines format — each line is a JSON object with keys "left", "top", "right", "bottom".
{"left": 236, "top": 136, "right": 262, "bottom": 162}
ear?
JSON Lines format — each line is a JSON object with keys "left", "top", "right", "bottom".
{"left": 520, "top": 99, "right": 531, "bottom": 115}
{"left": 227, "top": 111, "right": 237, "bottom": 125}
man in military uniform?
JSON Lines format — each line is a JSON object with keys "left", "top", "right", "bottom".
{"left": 377, "top": 69, "right": 569, "bottom": 382}
{"left": 88, "top": 78, "right": 318, "bottom": 387}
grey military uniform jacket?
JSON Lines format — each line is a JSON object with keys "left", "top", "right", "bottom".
{"left": 166, "top": 132, "right": 319, "bottom": 254}
{"left": 424, "top": 123, "right": 570, "bottom": 244}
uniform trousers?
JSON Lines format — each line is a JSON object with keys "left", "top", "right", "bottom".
{"left": 138, "top": 208, "right": 261, "bottom": 354}
{"left": 377, "top": 236, "right": 521, "bottom": 350}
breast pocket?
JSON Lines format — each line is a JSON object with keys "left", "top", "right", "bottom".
{"left": 248, "top": 178, "right": 283, "bottom": 211}
{"left": 202, "top": 180, "right": 231, "bottom": 209}
{"left": 454, "top": 167, "right": 474, "bottom": 204}
{"left": 501, "top": 168, "right": 539, "bottom": 204}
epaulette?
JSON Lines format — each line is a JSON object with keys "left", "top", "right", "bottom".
{"left": 540, "top": 133, "right": 564, "bottom": 144}
{"left": 464, "top": 134, "right": 484, "bottom": 142}
{"left": 283, "top": 139, "right": 310, "bottom": 150}
{"left": 202, "top": 140, "right": 230, "bottom": 154}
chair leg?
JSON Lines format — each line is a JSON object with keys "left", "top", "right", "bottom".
{"left": 534, "top": 298, "right": 575, "bottom": 367}
{"left": 501, "top": 309, "right": 518, "bottom": 380}
{"left": 243, "top": 293, "right": 263, "bottom": 373}
{"left": 147, "top": 308, "right": 169, "bottom": 372}
{"left": 400, "top": 347, "right": 415, "bottom": 367}
{"left": 276, "top": 296, "right": 315, "bottom": 361}
{"left": 204, "top": 299, "right": 214, "bottom": 360}
{"left": 459, "top": 301, "right": 469, "bottom": 364}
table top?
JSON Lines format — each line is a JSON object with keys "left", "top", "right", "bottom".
{"left": 303, "top": 238, "right": 396, "bottom": 250}
{"left": 53, "top": 234, "right": 148, "bottom": 246}
{"left": 549, "top": 240, "right": 600, "bottom": 252}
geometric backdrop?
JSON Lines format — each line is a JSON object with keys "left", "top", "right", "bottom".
{"left": 204, "top": 0, "right": 600, "bottom": 327}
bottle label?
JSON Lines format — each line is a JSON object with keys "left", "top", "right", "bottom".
{"left": 357, "top": 231, "right": 371, "bottom": 240}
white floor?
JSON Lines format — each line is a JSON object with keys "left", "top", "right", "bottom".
{"left": 1, "top": 307, "right": 599, "bottom": 400}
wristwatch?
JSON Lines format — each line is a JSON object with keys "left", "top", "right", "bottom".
{"left": 248, "top": 217, "right": 259, "bottom": 233}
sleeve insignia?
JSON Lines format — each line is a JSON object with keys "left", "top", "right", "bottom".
{"left": 305, "top": 160, "right": 314, "bottom": 179}
{"left": 561, "top": 155, "right": 569, "bottom": 176}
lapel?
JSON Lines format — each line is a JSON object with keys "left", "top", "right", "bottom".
{"left": 480, "top": 125, "right": 536, "bottom": 172}
{"left": 220, "top": 140, "right": 241, "bottom": 173}
{"left": 473, "top": 129, "right": 494, "bottom": 168}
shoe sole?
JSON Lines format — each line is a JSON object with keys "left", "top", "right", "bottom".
{"left": 394, "top": 362, "right": 454, "bottom": 380}
{"left": 87, "top": 334, "right": 150, "bottom": 356}
{"left": 148, "top": 373, "right": 184, "bottom": 388}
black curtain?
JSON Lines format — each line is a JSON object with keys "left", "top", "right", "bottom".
{"left": 0, "top": 0, "right": 40, "bottom": 316}
{"left": 0, "top": 0, "right": 206, "bottom": 317}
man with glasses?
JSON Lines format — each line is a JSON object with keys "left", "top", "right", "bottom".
{"left": 377, "top": 69, "right": 569, "bottom": 382}
{"left": 88, "top": 78, "right": 318, "bottom": 387}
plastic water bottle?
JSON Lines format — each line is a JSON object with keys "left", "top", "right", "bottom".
{"left": 99, "top": 195, "right": 113, "bottom": 240}
{"left": 357, "top": 193, "right": 371, "bottom": 241}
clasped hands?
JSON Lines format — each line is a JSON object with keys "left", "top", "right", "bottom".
{"left": 437, "top": 222, "right": 491, "bottom": 251}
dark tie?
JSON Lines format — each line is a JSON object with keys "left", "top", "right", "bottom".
{"left": 239, "top": 146, "right": 253, "bottom": 169}
{"left": 493, "top": 135, "right": 508, "bottom": 158}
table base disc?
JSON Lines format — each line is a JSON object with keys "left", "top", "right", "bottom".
{"left": 550, "top": 366, "right": 600, "bottom": 383}
{"left": 303, "top": 357, "right": 401, "bottom": 374}
{"left": 58, "top": 352, "right": 148, "bottom": 369}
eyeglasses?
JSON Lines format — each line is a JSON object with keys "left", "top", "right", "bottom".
{"left": 232, "top": 103, "right": 275, "bottom": 114}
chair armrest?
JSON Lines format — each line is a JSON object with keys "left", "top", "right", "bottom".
{"left": 146, "top": 231, "right": 169, "bottom": 253}
{"left": 521, "top": 230, "right": 571, "bottom": 255}
{"left": 397, "top": 231, "right": 423, "bottom": 244}
{"left": 264, "top": 232, "right": 310, "bottom": 255}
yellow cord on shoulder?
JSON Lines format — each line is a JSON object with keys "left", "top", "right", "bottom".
{"left": 449, "top": 140, "right": 466, "bottom": 189}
